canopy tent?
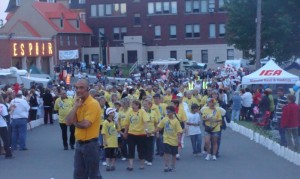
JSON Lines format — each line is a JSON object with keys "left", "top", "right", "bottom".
{"left": 242, "top": 60, "right": 299, "bottom": 85}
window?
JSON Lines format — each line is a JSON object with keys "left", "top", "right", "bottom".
{"left": 185, "top": 24, "right": 200, "bottom": 38}
{"left": 227, "top": 49, "right": 234, "bottom": 60}
{"left": 148, "top": 2, "right": 154, "bottom": 14}
{"left": 185, "top": 1, "right": 192, "bottom": 13}
{"left": 113, "top": 27, "right": 127, "bottom": 40}
{"left": 98, "top": 4, "right": 104, "bottom": 16}
{"left": 155, "top": 2, "right": 162, "bottom": 14}
{"left": 209, "top": 24, "right": 216, "bottom": 38}
{"left": 16, "top": 0, "right": 20, "bottom": 6}
{"left": 148, "top": 1, "right": 177, "bottom": 15}
{"left": 201, "top": 0, "right": 208, "bottom": 12}
{"left": 79, "top": 0, "right": 86, "bottom": 4}
{"left": 76, "top": 19, "right": 80, "bottom": 29}
{"left": 170, "top": 51, "right": 177, "bottom": 59}
{"left": 99, "top": 28, "right": 105, "bottom": 40}
{"left": 169, "top": 25, "right": 177, "bottom": 39}
{"left": 201, "top": 50, "right": 208, "bottom": 63}
{"left": 60, "top": 36, "right": 63, "bottom": 46}
{"left": 133, "top": 0, "right": 141, "bottom": 2}
{"left": 47, "top": 0, "right": 55, "bottom": 3}
{"left": 154, "top": 26, "right": 161, "bottom": 39}
{"left": 134, "top": 14, "right": 141, "bottom": 25}
{"left": 79, "top": 12, "right": 86, "bottom": 22}
{"left": 120, "top": 3, "right": 127, "bottom": 14}
{"left": 219, "top": 0, "right": 225, "bottom": 11}
{"left": 60, "top": 18, "right": 64, "bottom": 28}
{"left": 193, "top": 1, "right": 200, "bottom": 12}
{"left": 163, "top": 2, "right": 170, "bottom": 13}
{"left": 147, "top": 51, "right": 154, "bottom": 61}
{"left": 67, "top": 36, "right": 70, "bottom": 46}
{"left": 91, "top": 5, "right": 97, "bottom": 17}
{"left": 219, "top": 24, "right": 225, "bottom": 37}
{"left": 105, "top": 4, "right": 112, "bottom": 15}
{"left": 209, "top": 0, "right": 215, "bottom": 12}
{"left": 121, "top": 53, "right": 124, "bottom": 63}
{"left": 74, "top": 36, "right": 78, "bottom": 46}
{"left": 186, "top": 50, "right": 193, "bottom": 60}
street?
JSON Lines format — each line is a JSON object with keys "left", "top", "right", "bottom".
{"left": 1, "top": 122, "right": 299, "bottom": 179}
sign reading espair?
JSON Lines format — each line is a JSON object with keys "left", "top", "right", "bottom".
{"left": 11, "top": 41, "right": 53, "bottom": 57}
{"left": 259, "top": 70, "right": 282, "bottom": 76}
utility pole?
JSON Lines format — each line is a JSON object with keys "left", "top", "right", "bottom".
{"left": 255, "top": 0, "right": 262, "bottom": 69}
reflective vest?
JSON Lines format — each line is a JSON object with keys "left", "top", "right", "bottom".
{"left": 66, "top": 74, "right": 71, "bottom": 85}
{"left": 188, "top": 82, "right": 194, "bottom": 90}
{"left": 202, "top": 81, "right": 207, "bottom": 89}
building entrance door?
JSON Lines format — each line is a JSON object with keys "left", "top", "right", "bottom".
{"left": 127, "top": 50, "right": 137, "bottom": 64}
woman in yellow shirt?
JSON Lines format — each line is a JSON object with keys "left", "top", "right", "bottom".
{"left": 118, "top": 98, "right": 131, "bottom": 160}
{"left": 202, "top": 98, "right": 222, "bottom": 161}
{"left": 142, "top": 98, "right": 159, "bottom": 166}
{"left": 124, "top": 100, "right": 150, "bottom": 171}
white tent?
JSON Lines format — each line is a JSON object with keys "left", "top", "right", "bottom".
{"left": 242, "top": 60, "right": 299, "bottom": 84}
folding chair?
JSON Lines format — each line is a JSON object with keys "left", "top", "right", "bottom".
{"left": 253, "top": 111, "right": 271, "bottom": 136}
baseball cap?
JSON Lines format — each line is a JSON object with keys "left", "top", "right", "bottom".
{"left": 106, "top": 108, "right": 116, "bottom": 115}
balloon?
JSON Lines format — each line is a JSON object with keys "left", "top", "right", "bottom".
{"left": 293, "top": 85, "right": 299, "bottom": 92}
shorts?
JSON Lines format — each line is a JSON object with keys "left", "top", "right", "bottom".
{"left": 105, "top": 148, "right": 117, "bottom": 158}
{"left": 163, "top": 143, "right": 178, "bottom": 155}
{"left": 204, "top": 131, "right": 220, "bottom": 137}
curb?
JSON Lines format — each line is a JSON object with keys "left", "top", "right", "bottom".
{"left": 27, "top": 118, "right": 44, "bottom": 130}
{"left": 228, "top": 122, "right": 300, "bottom": 166}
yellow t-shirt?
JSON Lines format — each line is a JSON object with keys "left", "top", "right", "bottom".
{"left": 151, "top": 104, "right": 162, "bottom": 121}
{"left": 54, "top": 97, "right": 74, "bottom": 123}
{"left": 201, "top": 108, "right": 222, "bottom": 132}
{"left": 200, "top": 95, "right": 208, "bottom": 107}
{"left": 146, "top": 91, "right": 155, "bottom": 97}
{"left": 145, "top": 110, "right": 159, "bottom": 134}
{"left": 124, "top": 109, "right": 150, "bottom": 135}
{"left": 163, "top": 95, "right": 173, "bottom": 106}
{"left": 183, "top": 97, "right": 199, "bottom": 111}
{"left": 101, "top": 120, "right": 119, "bottom": 148}
{"left": 158, "top": 117, "right": 183, "bottom": 146}
{"left": 104, "top": 91, "right": 111, "bottom": 102}
{"left": 177, "top": 104, "right": 187, "bottom": 122}
{"left": 118, "top": 107, "right": 130, "bottom": 129}
{"left": 75, "top": 95, "right": 101, "bottom": 141}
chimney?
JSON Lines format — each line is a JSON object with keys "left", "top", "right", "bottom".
{"left": 56, "top": 0, "right": 69, "bottom": 8}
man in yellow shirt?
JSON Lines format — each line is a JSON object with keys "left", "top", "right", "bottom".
{"left": 66, "top": 79, "right": 102, "bottom": 179}
{"left": 156, "top": 106, "right": 182, "bottom": 172}
{"left": 183, "top": 90, "right": 199, "bottom": 111}
{"left": 54, "top": 89, "right": 75, "bottom": 150}
{"left": 163, "top": 88, "right": 173, "bottom": 106}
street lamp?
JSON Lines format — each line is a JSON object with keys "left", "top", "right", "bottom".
{"left": 255, "top": 0, "right": 262, "bottom": 69}
{"left": 99, "top": 32, "right": 107, "bottom": 66}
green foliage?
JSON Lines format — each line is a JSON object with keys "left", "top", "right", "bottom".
{"left": 225, "top": 0, "right": 300, "bottom": 62}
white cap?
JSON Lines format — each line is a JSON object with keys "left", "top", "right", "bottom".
{"left": 106, "top": 108, "right": 116, "bottom": 115}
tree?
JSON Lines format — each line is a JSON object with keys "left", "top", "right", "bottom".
{"left": 225, "top": 0, "right": 300, "bottom": 63}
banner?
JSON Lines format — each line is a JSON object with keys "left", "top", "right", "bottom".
{"left": 59, "top": 50, "right": 79, "bottom": 60}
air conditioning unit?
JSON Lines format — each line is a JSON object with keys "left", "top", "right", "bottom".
{"left": 209, "top": 8, "right": 215, "bottom": 13}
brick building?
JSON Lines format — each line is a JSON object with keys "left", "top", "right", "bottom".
{"left": 0, "top": 0, "right": 91, "bottom": 75}
{"left": 84, "top": 0, "right": 243, "bottom": 68}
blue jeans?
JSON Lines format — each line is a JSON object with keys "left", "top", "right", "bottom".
{"left": 231, "top": 109, "right": 240, "bottom": 122}
{"left": 279, "top": 127, "right": 287, "bottom": 146}
{"left": 98, "top": 134, "right": 106, "bottom": 162}
{"left": 74, "top": 141, "right": 102, "bottom": 179}
{"left": 190, "top": 134, "right": 202, "bottom": 154}
{"left": 11, "top": 118, "right": 27, "bottom": 150}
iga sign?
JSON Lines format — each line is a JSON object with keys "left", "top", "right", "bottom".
{"left": 11, "top": 41, "right": 53, "bottom": 57}
{"left": 259, "top": 70, "right": 282, "bottom": 76}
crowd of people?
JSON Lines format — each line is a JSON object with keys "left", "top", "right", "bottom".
{"left": 0, "top": 65, "right": 299, "bottom": 179}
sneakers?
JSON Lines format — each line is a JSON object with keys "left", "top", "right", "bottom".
{"left": 121, "top": 157, "right": 126, "bottom": 161}
{"left": 102, "top": 162, "right": 107, "bottom": 166}
{"left": 212, "top": 155, "right": 217, "bottom": 161}
{"left": 176, "top": 154, "right": 180, "bottom": 160}
{"left": 205, "top": 154, "right": 211, "bottom": 161}
{"left": 147, "top": 162, "right": 152, "bottom": 166}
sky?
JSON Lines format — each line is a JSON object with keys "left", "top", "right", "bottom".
{"left": 0, "top": 0, "right": 9, "bottom": 24}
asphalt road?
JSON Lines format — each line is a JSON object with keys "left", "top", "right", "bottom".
{"left": 1, "top": 121, "right": 299, "bottom": 179}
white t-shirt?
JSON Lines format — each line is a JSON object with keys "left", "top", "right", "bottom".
{"left": 0, "top": 104, "right": 8, "bottom": 127}
{"left": 67, "top": 90, "right": 75, "bottom": 97}
{"left": 187, "top": 112, "right": 201, "bottom": 135}
{"left": 10, "top": 98, "right": 30, "bottom": 119}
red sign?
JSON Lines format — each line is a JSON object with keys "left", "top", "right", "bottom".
{"left": 11, "top": 41, "right": 53, "bottom": 57}
{"left": 259, "top": 70, "right": 282, "bottom": 76}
